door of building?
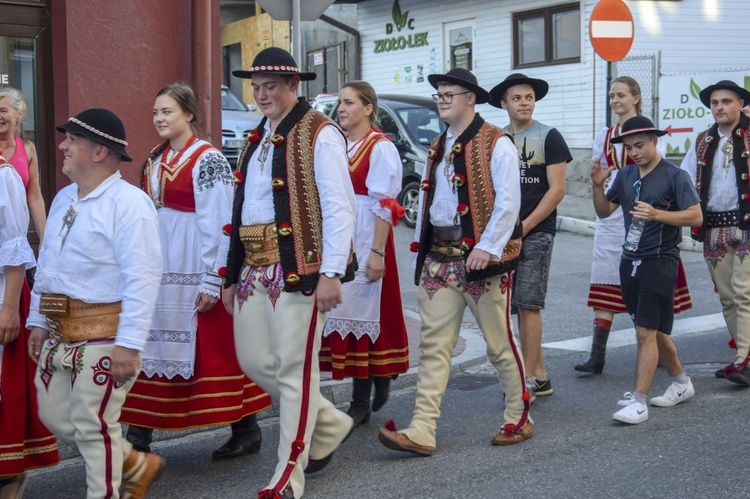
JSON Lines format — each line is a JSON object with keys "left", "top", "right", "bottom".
{"left": 305, "top": 42, "right": 346, "bottom": 100}
{"left": 442, "top": 20, "right": 474, "bottom": 72}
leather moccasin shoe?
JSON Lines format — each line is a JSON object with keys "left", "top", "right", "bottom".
{"left": 211, "top": 430, "right": 262, "bottom": 461}
{"left": 726, "top": 364, "right": 750, "bottom": 386}
{"left": 491, "top": 423, "right": 533, "bottom": 446}
{"left": 377, "top": 428, "right": 435, "bottom": 456}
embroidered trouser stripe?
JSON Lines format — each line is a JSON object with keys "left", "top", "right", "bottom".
{"left": 35, "top": 340, "right": 137, "bottom": 499}
{"left": 233, "top": 272, "right": 352, "bottom": 498}
{"left": 402, "top": 267, "right": 530, "bottom": 448}
{"left": 705, "top": 227, "right": 750, "bottom": 364}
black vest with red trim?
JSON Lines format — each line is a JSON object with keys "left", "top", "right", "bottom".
{"left": 414, "top": 114, "right": 523, "bottom": 284}
{"left": 691, "top": 114, "right": 750, "bottom": 242}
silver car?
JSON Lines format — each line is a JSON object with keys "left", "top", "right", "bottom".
{"left": 221, "top": 85, "right": 261, "bottom": 167}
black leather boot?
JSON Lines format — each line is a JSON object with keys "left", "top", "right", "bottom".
{"left": 125, "top": 425, "right": 154, "bottom": 454}
{"left": 346, "top": 377, "right": 372, "bottom": 427}
{"left": 371, "top": 376, "right": 392, "bottom": 412}
{"left": 211, "top": 414, "right": 262, "bottom": 461}
{"left": 574, "top": 319, "right": 610, "bottom": 374}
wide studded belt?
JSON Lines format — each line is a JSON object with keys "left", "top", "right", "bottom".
{"left": 428, "top": 226, "right": 464, "bottom": 261}
{"left": 240, "top": 223, "right": 281, "bottom": 266}
{"left": 39, "top": 293, "right": 120, "bottom": 343}
{"left": 706, "top": 210, "right": 740, "bottom": 228}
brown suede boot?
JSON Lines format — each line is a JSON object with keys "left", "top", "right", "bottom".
{"left": 121, "top": 449, "right": 166, "bottom": 499}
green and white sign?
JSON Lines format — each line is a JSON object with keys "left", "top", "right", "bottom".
{"left": 373, "top": 0, "right": 429, "bottom": 53}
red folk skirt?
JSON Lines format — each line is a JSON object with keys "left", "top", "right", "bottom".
{"left": 0, "top": 280, "right": 59, "bottom": 476}
{"left": 320, "top": 230, "right": 409, "bottom": 379}
{"left": 587, "top": 258, "right": 693, "bottom": 314}
{"left": 120, "top": 303, "right": 271, "bottom": 430}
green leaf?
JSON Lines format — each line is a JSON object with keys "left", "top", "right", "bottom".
{"left": 690, "top": 79, "right": 701, "bottom": 100}
{"left": 392, "top": 0, "right": 402, "bottom": 27}
{"left": 685, "top": 137, "right": 692, "bottom": 151}
{"left": 667, "top": 144, "right": 676, "bottom": 154}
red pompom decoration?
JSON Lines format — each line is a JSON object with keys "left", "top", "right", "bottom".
{"left": 427, "top": 147, "right": 439, "bottom": 160}
{"left": 247, "top": 129, "right": 261, "bottom": 143}
{"left": 452, "top": 143, "right": 464, "bottom": 155}
{"left": 736, "top": 128, "right": 746, "bottom": 138}
{"left": 697, "top": 158, "right": 707, "bottom": 167}
{"left": 384, "top": 419, "right": 397, "bottom": 432}
{"left": 218, "top": 266, "right": 227, "bottom": 277}
{"left": 522, "top": 390, "right": 531, "bottom": 402}
{"left": 222, "top": 223, "right": 233, "bottom": 236}
{"left": 452, "top": 173, "right": 466, "bottom": 187}
{"left": 291, "top": 439, "right": 305, "bottom": 452}
{"left": 460, "top": 237, "right": 475, "bottom": 251}
{"left": 285, "top": 272, "right": 301, "bottom": 285}
{"left": 728, "top": 338, "right": 737, "bottom": 349}
{"left": 271, "top": 134, "right": 284, "bottom": 146}
{"left": 233, "top": 171, "right": 244, "bottom": 184}
{"left": 409, "top": 241, "right": 419, "bottom": 253}
{"left": 271, "top": 177, "right": 285, "bottom": 190}
{"left": 457, "top": 203, "right": 469, "bottom": 216}
{"left": 705, "top": 136, "right": 714, "bottom": 144}
{"left": 420, "top": 179, "right": 431, "bottom": 191}
{"left": 278, "top": 222, "right": 293, "bottom": 237}
{"left": 691, "top": 227, "right": 701, "bottom": 237}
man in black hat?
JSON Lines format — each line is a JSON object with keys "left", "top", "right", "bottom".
{"left": 489, "top": 74, "right": 572, "bottom": 401}
{"left": 681, "top": 80, "right": 750, "bottom": 386}
{"left": 378, "top": 67, "right": 533, "bottom": 456}
{"left": 223, "top": 47, "right": 356, "bottom": 498}
{"left": 25, "top": 108, "right": 165, "bottom": 497}
{"left": 593, "top": 116, "right": 702, "bottom": 425}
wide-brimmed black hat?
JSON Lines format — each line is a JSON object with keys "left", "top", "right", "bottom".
{"left": 610, "top": 116, "right": 667, "bottom": 143}
{"left": 699, "top": 80, "right": 750, "bottom": 108}
{"left": 488, "top": 73, "right": 549, "bottom": 108}
{"left": 427, "top": 68, "right": 490, "bottom": 104}
{"left": 56, "top": 108, "right": 132, "bottom": 162}
{"left": 232, "top": 47, "right": 316, "bottom": 81}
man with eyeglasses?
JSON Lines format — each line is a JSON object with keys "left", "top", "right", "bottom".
{"left": 592, "top": 116, "right": 702, "bottom": 424}
{"left": 681, "top": 80, "right": 750, "bottom": 386}
{"left": 489, "top": 73, "right": 572, "bottom": 402}
{"left": 378, "top": 68, "right": 532, "bottom": 456}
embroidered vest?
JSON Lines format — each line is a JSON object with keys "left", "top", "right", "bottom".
{"left": 349, "top": 130, "right": 390, "bottom": 195}
{"left": 415, "top": 114, "right": 523, "bottom": 284}
{"left": 225, "top": 99, "right": 357, "bottom": 292}
{"left": 142, "top": 141, "right": 214, "bottom": 212}
{"left": 691, "top": 115, "right": 750, "bottom": 242}
{"left": 603, "top": 126, "right": 634, "bottom": 169}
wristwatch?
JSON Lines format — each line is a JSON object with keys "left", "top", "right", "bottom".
{"left": 322, "top": 272, "right": 341, "bottom": 279}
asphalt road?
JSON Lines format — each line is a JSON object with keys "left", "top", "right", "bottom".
{"left": 25, "top": 229, "right": 746, "bottom": 498}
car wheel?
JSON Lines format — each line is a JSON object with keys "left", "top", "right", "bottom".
{"left": 398, "top": 181, "right": 420, "bottom": 229}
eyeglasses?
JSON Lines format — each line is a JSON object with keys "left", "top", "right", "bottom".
{"left": 431, "top": 91, "right": 472, "bottom": 104}
{"left": 633, "top": 179, "right": 641, "bottom": 205}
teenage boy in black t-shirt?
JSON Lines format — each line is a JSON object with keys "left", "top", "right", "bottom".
{"left": 592, "top": 116, "right": 702, "bottom": 425}
{"left": 489, "top": 74, "right": 572, "bottom": 401}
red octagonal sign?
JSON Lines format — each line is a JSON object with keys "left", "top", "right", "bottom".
{"left": 589, "top": 0, "right": 634, "bottom": 62}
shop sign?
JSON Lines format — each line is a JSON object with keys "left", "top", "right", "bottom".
{"left": 0, "top": 74, "right": 8, "bottom": 84}
{"left": 373, "top": 0, "right": 429, "bottom": 54}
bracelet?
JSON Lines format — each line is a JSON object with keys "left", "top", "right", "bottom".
{"left": 370, "top": 248, "right": 385, "bottom": 257}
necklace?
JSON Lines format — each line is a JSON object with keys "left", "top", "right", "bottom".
{"left": 721, "top": 136, "right": 734, "bottom": 174}
{"left": 347, "top": 129, "right": 372, "bottom": 155}
{"left": 160, "top": 135, "right": 198, "bottom": 169}
{"left": 257, "top": 133, "right": 272, "bottom": 174}
{"left": 60, "top": 204, "right": 78, "bottom": 250}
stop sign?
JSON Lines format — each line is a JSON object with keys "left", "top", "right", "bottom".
{"left": 589, "top": 0, "right": 635, "bottom": 62}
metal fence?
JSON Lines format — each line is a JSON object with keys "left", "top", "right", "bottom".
{"left": 613, "top": 53, "right": 661, "bottom": 126}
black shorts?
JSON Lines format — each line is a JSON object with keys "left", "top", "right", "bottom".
{"left": 619, "top": 257, "right": 677, "bottom": 334}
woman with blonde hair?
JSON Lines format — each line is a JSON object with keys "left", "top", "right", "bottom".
{"left": 120, "top": 83, "right": 271, "bottom": 460}
{"left": 319, "top": 80, "right": 409, "bottom": 426}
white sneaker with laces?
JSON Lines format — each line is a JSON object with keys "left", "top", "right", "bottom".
{"left": 616, "top": 391, "right": 636, "bottom": 407}
{"left": 650, "top": 379, "right": 695, "bottom": 407}
{"left": 612, "top": 393, "right": 648, "bottom": 424}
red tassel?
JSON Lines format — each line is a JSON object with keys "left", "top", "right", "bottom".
{"left": 409, "top": 241, "right": 419, "bottom": 253}
{"left": 384, "top": 419, "right": 397, "bottom": 432}
{"left": 258, "top": 489, "right": 282, "bottom": 499}
{"left": 522, "top": 391, "right": 531, "bottom": 402}
{"left": 728, "top": 338, "right": 737, "bottom": 349}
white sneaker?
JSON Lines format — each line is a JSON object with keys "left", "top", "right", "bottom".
{"left": 650, "top": 379, "right": 695, "bottom": 407}
{"left": 612, "top": 393, "right": 648, "bottom": 424}
{"left": 616, "top": 391, "right": 636, "bottom": 407}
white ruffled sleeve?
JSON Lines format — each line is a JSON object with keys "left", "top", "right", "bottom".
{"left": 364, "top": 140, "right": 403, "bottom": 225}
{"left": 192, "top": 148, "right": 235, "bottom": 298}
{"left": 0, "top": 166, "right": 35, "bottom": 271}
{"left": 592, "top": 127, "right": 608, "bottom": 162}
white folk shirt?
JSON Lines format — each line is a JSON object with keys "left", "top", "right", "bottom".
{"left": 681, "top": 132, "right": 738, "bottom": 212}
{"left": 414, "top": 126, "right": 521, "bottom": 260}
{"left": 26, "top": 171, "right": 163, "bottom": 352}
{"left": 241, "top": 119, "right": 356, "bottom": 275}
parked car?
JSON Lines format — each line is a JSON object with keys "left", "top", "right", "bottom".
{"left": 312, "top": 93, "right": 446, "bottom": 228}
{"left": 221, "top": 84, "right": 261, "bottom": 167}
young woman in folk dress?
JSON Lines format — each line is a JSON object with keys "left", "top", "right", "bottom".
{"left": 574, "top": 76, "right": 692, "bottom": 374}
{"left": 120, "top": 83, "right": 271, "bottom": 460}
{"left": 319, "top": 81, "right": 409, "bottom": 426}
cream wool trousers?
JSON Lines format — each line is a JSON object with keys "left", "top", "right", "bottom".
{"left": 233, "top": 267, "right": 353, "bottom": 498}
{"left": 35, "top": 339, "right": 136, "bottom": 499}
{"left": 402, "top": 259, "right": 529, "bottom": 449}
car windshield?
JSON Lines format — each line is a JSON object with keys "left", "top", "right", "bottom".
{"left": 222, "top": 88, "right": 247, "bottom": 111}
{"left": 393, "top": 106, "right": 446, "bottom": 146}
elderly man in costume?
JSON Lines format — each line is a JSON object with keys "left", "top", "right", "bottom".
{"left": 681, "top": 80, "right": 750, "bottom": 386}
{"left": 378, "top": 68, "right": 532, "bottom": 456}
{"left": 26, "top": 108, "right": 164, "bottom": 498}
{"left": 222, "top": 47, "right": 357, "bottom": 498}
